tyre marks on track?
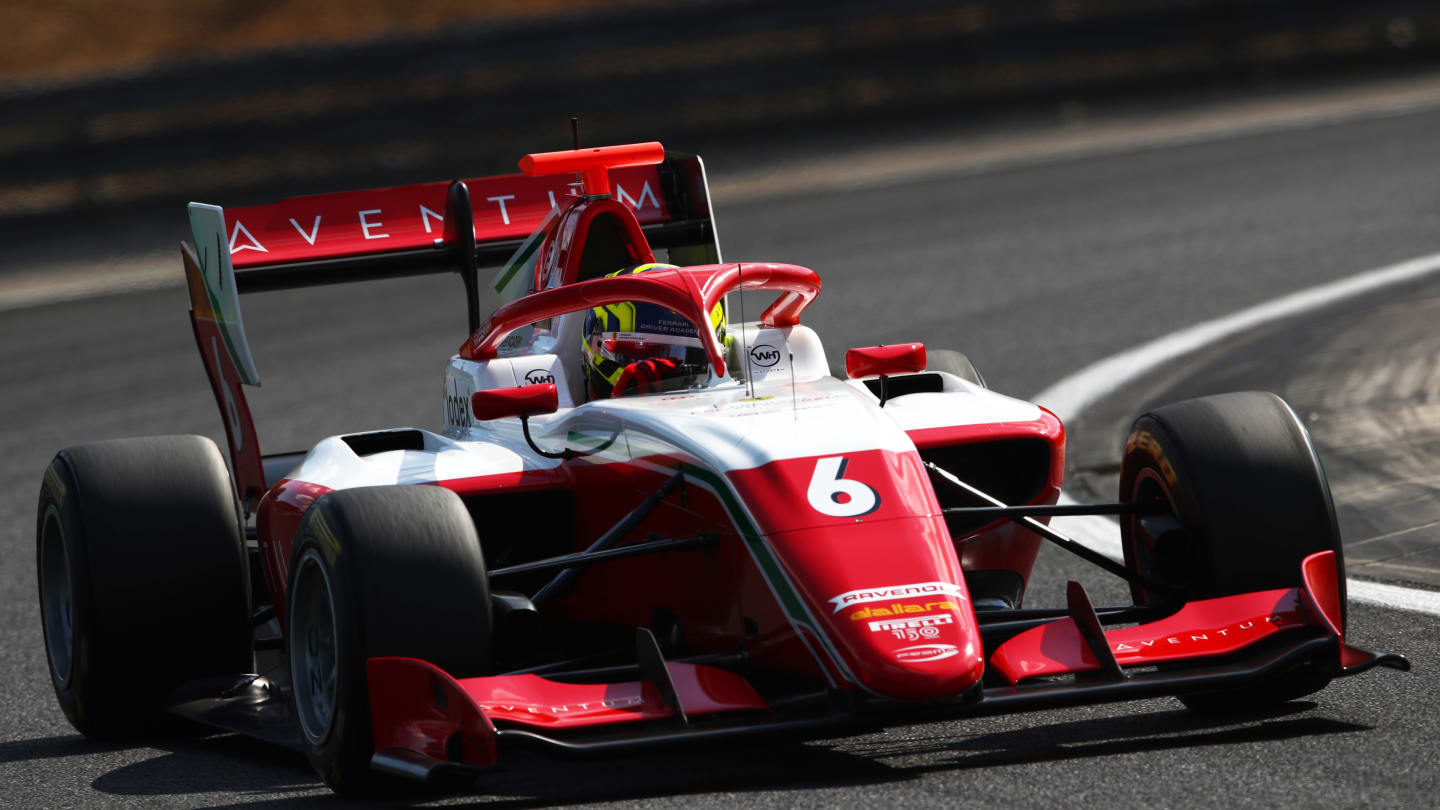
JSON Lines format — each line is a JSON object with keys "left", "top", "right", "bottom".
{"left": 1036, "top": 250, "right": 1440, "bottom": 617}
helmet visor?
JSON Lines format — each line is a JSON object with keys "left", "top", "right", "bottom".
{"left": 596, "top": 331, "right": 702, "bottom": 365}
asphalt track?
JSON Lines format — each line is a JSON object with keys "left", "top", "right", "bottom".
{"left": 3, "top": 91, "right": 1439, "bottom": 806}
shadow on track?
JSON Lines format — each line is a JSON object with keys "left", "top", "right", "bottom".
{"left": 13, "top": 700, "right": 1367, "bottom": 808}
{"left": 843, "top": 702, "right": 1369, "bottom": 772}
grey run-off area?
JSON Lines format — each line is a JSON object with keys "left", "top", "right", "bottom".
{"left": 1063, "top": 270, "right": 1440, "bottom": 590}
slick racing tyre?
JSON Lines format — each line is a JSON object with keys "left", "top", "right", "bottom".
{"left": 36, "top": 436, "right": 251, "bottom": 738}
{"left": 286, "top": 485, "right": 492, "bottom": 795}
{"left": 927, "top": 349, "right": 986, "bottom": 388}
{"left": 1118, "top": 391, "right": 1345, "bottom": 712}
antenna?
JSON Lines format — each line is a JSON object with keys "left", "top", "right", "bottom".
{"left": 570, "top": 117, "right": 582, "bottom": 193}
{"left": 789, "top": 351, "right": 798, "bottom": 420}
{"left": 737, "top": 263, "right": 754, "bottom": 399}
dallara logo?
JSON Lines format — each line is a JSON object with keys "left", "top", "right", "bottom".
{"left": 524, "top": 369, "right": 556, "bottom": 385}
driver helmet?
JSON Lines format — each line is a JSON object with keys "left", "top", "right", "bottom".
{"left": 581, "top": 263, "right": 727, "bottom": 399}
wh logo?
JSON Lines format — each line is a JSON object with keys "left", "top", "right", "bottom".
{"left": 749, "top": 344, "right": 781, "bottom": 368}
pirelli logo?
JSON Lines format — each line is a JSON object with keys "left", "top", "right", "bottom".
{"left": 869, "top": 614, "right": 954, "bottom": 633}
{"left": 43, "top": 463, "right": 68, "bottom": 507}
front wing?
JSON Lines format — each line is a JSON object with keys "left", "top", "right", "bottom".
{"left": 167, "top": 552, "right": 1407, "bottom": 782}
{"left": 360, "top": 551, "right": 1407, "bottom": 779}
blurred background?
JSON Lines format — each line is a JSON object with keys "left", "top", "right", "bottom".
{"left": 2, "top": 0, "right": 1438, "bottom": 271}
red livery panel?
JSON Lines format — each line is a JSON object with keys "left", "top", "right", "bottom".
{"left": 459, "top": 663, "right": 768, "bottom": 728}
{"left": 366, "top": 656, "right": 769, "bottom": 768}
{"left": 367, "top": 657, "right": 499, "bottom": 769}
{"left": 989, "top": 589, "right": 1309, "bottom": 685}
{"left": 224, "top": 166, "right": 670, "bottom": 268}
{"left": 255, "top": 478, "right": 333, "bottom": 623}
{"left": 728, "top": 449, "right": 986, "bottom": 700}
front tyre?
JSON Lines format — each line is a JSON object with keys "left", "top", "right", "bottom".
{"left": 37, "top": 436, "right": 251, "bottom": 738}
{"left": 1118, "top": 391, "right": 1345, "bottom": 712}
{"left": 285, "top": 485, "right": 492, "bottom": 795}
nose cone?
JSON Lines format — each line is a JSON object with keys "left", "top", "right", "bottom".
{"left": 725, "top": 449, "right": 986, "bottom": 700}
{"left": 777, "top": 519, "right": 987, "bottom": 700}
{"left": 832, "top": 594, "right": 986, "bottom": 699}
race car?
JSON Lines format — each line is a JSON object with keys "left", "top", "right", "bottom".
{"left": 36, "top": 141, "right": 1409, "bottom": 795}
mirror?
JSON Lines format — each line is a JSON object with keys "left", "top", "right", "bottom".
{"left": 844, "top": 343, "right": 926, "bottom": 379}
{"left": 470, "top": 383, "right": 559, "bottom": 421}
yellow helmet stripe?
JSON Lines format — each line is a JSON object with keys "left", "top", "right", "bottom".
{"left": 603, "top": 264, "right": 723, "bottom": 333}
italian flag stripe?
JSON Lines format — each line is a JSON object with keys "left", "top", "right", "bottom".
{"left": 674, "top": 461, "right": 862, "bottom": 688}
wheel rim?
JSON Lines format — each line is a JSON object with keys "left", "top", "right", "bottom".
{"left": 39, "top": 505, "right": 74, "bottom": 684}
{"left": 290, "top": 550, "right": 339, "bottom": 746}
{"left": 1125, "top": 468, "right": 1183, "bottom": 604}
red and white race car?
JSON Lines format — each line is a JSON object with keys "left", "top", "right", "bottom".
{"left": 36, "top": 142, "right": 1408, "bottom": 795}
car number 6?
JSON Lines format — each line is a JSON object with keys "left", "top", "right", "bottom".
{"left": 807, "top": 456, "right": 880, "bottom": 517}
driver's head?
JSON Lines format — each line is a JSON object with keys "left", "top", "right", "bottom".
{"left": 581, "top": 264, "right": 726, "bottom": 399}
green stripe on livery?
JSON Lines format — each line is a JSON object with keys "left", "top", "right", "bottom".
{"left": 493, "top": 228, "right": 545, "bottom": 294}
{"left": 203, "top": 285, "right": 249, "bottom": 383}
{"left": 674, "top": 461, "right": 857, "bottom": 686}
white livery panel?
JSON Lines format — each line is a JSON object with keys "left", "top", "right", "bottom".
{"left": 291, "top": 320, "right": 1039, "bottom": 492}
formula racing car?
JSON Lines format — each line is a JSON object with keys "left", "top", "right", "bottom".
{"left": 36, "top": 141, "right": 1409, "bottom": 795}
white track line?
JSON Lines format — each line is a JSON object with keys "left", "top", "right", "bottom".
{"left": 1049, "top": 508, "right": 1125, "bottom": 564}
{"left": 1034, "top": 251, "right": 1440, "bottom": 619}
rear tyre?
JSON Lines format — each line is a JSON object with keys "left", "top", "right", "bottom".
{"left": 927, "top": 349, "right": 986, "bottom": 388}
{"left": 285, "top": 485, "right": 492, "bottom": 796}
{"left": 1117, "top": 392, "right": 1344, "bottom": 712}
{"left": 36, "top": 436, "right": 251, "bottom": 738}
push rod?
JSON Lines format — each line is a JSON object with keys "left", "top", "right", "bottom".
{"left": 491, "top": 532, "right": 715, "bottom": 579}
{"left": 924, "top": 461, "right": 1178, "bottom": 596}
{"left": 975, "top": 604, "right": 1155, "bottom": 626}
{"left": 943, "top": 502, "right": 1154, "bottom": 519}
{"left": 530, "top": 469, "right": 686, "bottom": 604}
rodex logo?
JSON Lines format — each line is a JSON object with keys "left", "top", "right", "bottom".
{"left": 894, "top": 644, "right": 959, "bottom": 663}
{"left": 829, "top": 581, "right": 966, "bottom": 613}
{"left": 524, "top": 369, "right": 556, "bottom": 385}
{"left": 748, "top": 343, "right": 781, "bottom": 368}
{"left": 445, "top": 377, "right": 472, "bottom": 428}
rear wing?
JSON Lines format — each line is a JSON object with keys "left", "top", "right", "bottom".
{"left": 182, "top": 148, "right": 720, "bottom": 512}
{"left": 189, "top": 154, "right": 719, "bottom": 323}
